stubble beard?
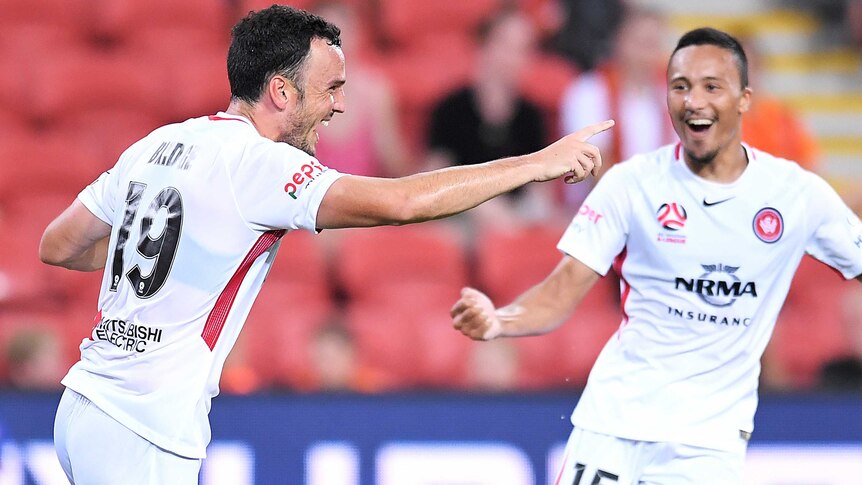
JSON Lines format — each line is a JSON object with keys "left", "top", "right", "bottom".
{"left": 685, "top": 146, "right": 719, "bottom": 166}
{"left": 278, "top": 91, "right": 316, "bottom": 156}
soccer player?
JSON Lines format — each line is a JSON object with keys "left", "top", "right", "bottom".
{"left": 452, "top": 27, "right": 862, "bottom": 484}
{"left": 39, "top": 6, "right": 612, "bottom": 484}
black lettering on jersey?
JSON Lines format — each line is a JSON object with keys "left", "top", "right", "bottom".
{"left": 675, "top": 278, "right": 757, "bottom": 297}
{"left": 147, "top": 142, "right": 195, "bottom": 170}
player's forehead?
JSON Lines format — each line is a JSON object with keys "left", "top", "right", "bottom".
{"left": 303, "top": 38, "right": 345, "bottom": 87}
{"left": 667, "top": 44, "right": 741, "bottom": 86}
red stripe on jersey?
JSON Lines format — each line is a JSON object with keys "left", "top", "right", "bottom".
{"left": 674, "top": 142, "right": 682, "bottom": 160}
{"left": 612, "top": 246, "right": 630, "bottom": 329}
{"left": 208, "top": 115, "right": 246, "bottom": 123}
{"left": 201, "top": 229, "right": 286, "bottom": 350}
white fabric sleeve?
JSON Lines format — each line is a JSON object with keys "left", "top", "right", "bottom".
{"left": 230, "top": 141, "right": 344, "bottom": 232}
{"left": 804, "top": 174, "right": 862, "bottom": 279}
{"left": 77, "top": 169, "right": 121, "bottom": 225}
{"left": 557, "top": 164, "right": 631, "bottom": 275}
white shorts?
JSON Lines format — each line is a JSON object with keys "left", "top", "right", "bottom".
{"left": 54, "top": 388, "right": 201, "bottom": 485}
{"left": 554, "top": 427, "right": 747, "bottom": 485}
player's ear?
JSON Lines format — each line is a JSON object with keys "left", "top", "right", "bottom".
{"left": 738, "top": 86, "right": 752, "bottom": 114}
{"left": 268, "top": 75, "right": 293, "bottom": 110}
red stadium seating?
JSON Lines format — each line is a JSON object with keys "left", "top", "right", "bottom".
{"left": 23, "top": 49, "right": 166, "bottom": 124}
{"left": 474, "top": 223, "right": 567, "bottom": 304}
{"left": 519, "top": 53, "right": 579, "bottom": 139}
{"left": 377, "top": 0, "right": 500, "bottom": 48}
{"left": 769, "top": 255, "right": 852, "bottom": 387}
{"left": 91, "top": 0, "right": 232, "bottom": 45}
{"left": 0, "top": 130, "right": 98, "bottom": 197}
{"left": 380, "top": 33, "right": 475, "bottom": 152}
{"left": 241, "top": 279, "right": 336, "bottom": 388}
{"left": 0, "top": 0, "right": 91, "bottom": 33}
{"left": 342, "top": 299, "right": 421, "bottom": 388}
{"left": 333, "top": 223, "right": 468, "bottom": 302}
{"left": 265, "top": 230, "right": 332, "bottom": 304}
{"left": 0, "top": 192, "right": 79, "bottom": 311}
{"left": 473, "top": 224, "right": 621, "bottom": 388}
{"left": 49, "top": 107, "right": 164, "bottom": 172}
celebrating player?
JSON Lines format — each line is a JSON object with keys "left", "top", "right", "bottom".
{"left": 452, "top": 27, "right": 862, "bottom": 484}
{"left": 39, "top": 5, "right": 611, "bottom": 484}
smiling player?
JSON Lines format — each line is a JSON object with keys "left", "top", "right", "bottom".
{"left": 38, "top": 5, "right": 613, "bottom": 484}
{"left": 452, "top": 27, "right": 862, "bottom": 484}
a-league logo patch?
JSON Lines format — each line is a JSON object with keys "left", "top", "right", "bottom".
{"left": 753, "top": 207, "right": 783, "bottom": 243}
{"left": 656, "top": 202, "right": 687, "bottom": 231}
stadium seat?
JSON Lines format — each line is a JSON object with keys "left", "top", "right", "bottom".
{"left": 25, "top": 49, "right": 166, "bottom": 123}
{"left": 0, "top": 0, "right": 91, "bottom": 34}
{"left": 415, "top": 309, "right": 476, "bottom": 387}
{"left": 265, "top": 230, "right": 332, "bottom": 306}
{"left": 0, "top": 130, "right": 99, "bottom": 197}
{"left": 49, "top": 107, "right": 164, "bottom": 172}
{"left": 380, "top": 33, "right": 475, "bottom": 151}
{"left": 519, "top": 53, "right": 579, "bottom": 139}
{"left": 91, "top": 0, "right": 232, "bottom": 45}
{"left": 242, "top": 279, "right": 336, "bottom": 388}
{"left": 377, "top": 0, "right": 500, "bottom": 48}
{"left": 342, "top": 300, "right": 422, "bottom": 388}
{"left": 473, "top": 224, "right": 622, "bottom": 388}
{"left": 474, "top": 223, "right": 567, "bottom": 304}
{"left": 769, "top": 256, "right": 852, "bottom": 387}
{"left": 333, "top": 223, "right": 468, "bottom": 302}
{"left": 0, "top": 192, "right": 72, "bottom": 311}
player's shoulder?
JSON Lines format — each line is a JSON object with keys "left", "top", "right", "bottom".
{"left": 746, "top": 145, "right": 821, "bottom": 186}
{"left": 604, "top": 143, "right": 677, "bottom": 180}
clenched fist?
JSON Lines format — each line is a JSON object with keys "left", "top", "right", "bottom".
{"left": 451, "top": 287, "right": 503, "bottom": 341}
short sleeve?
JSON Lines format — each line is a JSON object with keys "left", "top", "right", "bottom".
{"left": 804, "top": 175, "right": 862, "bottom": 279}
{"left": 78, "top": 169, "right": 121, "bottom": 225}
{"left": 230, "top": 141, "right": 344, "bottom": 232}
{"left": 557, "top": 164, "right": 631, "bottom": 275}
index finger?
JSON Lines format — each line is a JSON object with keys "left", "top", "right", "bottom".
{"left": 572, "top": 119, "right": 615, "bottom": 142}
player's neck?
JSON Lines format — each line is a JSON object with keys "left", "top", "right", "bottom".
{"left": 684, "top": 144, "right": 749, "bottom": 183}
{"left": 225, "top": 100, "right": 274, "bottom": 141}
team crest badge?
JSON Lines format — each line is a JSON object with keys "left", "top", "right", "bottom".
{"left": 657, "top": 202, "right": 687, "bottom": 231}
{"left": 753, "top": 207, "right": 783, "bottom": 243}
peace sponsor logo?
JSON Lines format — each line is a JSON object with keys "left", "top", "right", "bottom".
{"left": 753, "top": 207, "right": 783, "bottom": 243}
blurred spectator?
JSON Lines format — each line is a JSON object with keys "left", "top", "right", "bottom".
{"left": 817, "top": 285, "right": 862, "bottom": 391}
{"left": 424, "top": 6, "right": 560, "bottom": 231}
{"left": 848, "top": 0, "right": 862, "bottom": 51}
{"left": 465, "top": 339, "right": 520, "bottom": 392}
{"left": 3, "top": 326, "right": 64, "bottom": 391}
{"left": 311, "top": 1, "right": 413, "bottom": 177}
{"left": 736, "top": 33, "right": 821, "bottom": 171}
{"left": 297, "top": 320, "right": 389, "bottom": 393}
{"left": 551, "top": 0, "right": 625, "bottom": 71}
{"left": 558, "top": 6, "right": 674, "bottom": 210}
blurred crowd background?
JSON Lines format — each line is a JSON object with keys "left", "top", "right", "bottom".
{"left": 1, "top": 0, "right": 861, "bottom": 396}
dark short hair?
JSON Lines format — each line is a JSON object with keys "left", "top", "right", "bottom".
{"left": 671, "top": 27, "right": 749, "bottom": 88}
{"left": 227, "top": 4, "right": 341, "bottom": 103}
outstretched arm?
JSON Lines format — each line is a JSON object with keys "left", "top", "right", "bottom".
{"left": 316, "top": 120, "right": 613, "bottom": 229}
{"left": 451, "top": 255, "right": 601, "bottom": 341}
{"left": 40, "top": 200, "right": 112, "bottom": 271}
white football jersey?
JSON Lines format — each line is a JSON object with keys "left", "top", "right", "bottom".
{"left": 558, "top": 143, "right": 862, "bottom": 452}
{"left": 62, "top": 112, "right": 344, "bottom": 458}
